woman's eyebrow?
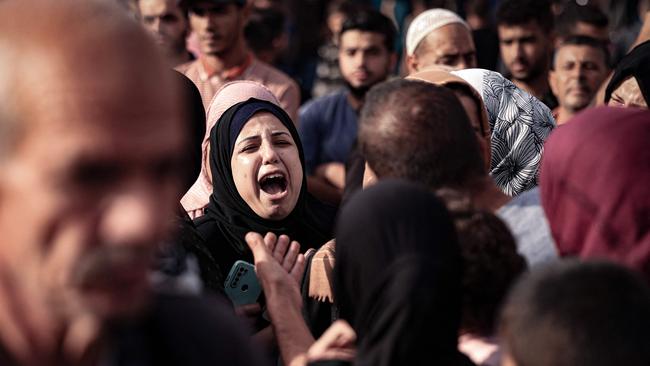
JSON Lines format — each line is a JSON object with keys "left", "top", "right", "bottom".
{"left": 271, "top": 131, "right": 291, "bottom": 137}
{"left": 236, "top": 135, "right": 261, "bottom": 146}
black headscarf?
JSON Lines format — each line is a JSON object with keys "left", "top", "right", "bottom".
{"left": 605, "top": 40, "right": 650, "bottom": 104}
{"left": 171, "top": 71, "right": 206, "bottom": 193}
{"left": 196, "top": 98, "right": 335, "bottom": 280}
{"left": 334, "top": 180, "right": 473, "bottom": 366}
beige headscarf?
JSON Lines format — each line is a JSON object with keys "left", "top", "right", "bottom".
{"left": 181, "top": 81, "right": 281, "bottom": 218}
{"left": 407, "top": 69, "right": 492, "bottom": 172}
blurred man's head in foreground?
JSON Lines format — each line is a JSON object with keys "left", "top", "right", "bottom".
{"left": 0, "top": 0, "right": 186, "bottom": 322}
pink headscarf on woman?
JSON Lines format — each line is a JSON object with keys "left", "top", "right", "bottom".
{"left": 181, "top": 81, "right": 281, "bottom": 218}
{"left": 540, "top": 106, "right": 650, "bottom": 282}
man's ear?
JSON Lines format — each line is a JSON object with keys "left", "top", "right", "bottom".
{"left": 406, "top": 54, "right": 418, "bottom": 74}
{"left": 362, "top": 162, "right": 377, "bottom": 189}
{"left": 389, "top": 52, "right": 398, "bottom": 72}
{"left": 240, "top": 2, "right": 252, "bottom": 23}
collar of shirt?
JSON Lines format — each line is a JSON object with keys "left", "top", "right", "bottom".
{"left": 198, "top": 53, "right": 253, "bottom": 82}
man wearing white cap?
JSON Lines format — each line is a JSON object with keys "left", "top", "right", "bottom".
{"left": 406, "top": 8, "right": 477, "bottom": 73}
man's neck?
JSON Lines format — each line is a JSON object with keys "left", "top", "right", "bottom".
{"left": 555, "top": 106, "right": 576, "bottom": 125}
{"left": 465, "top": 176, "right": 512, "bottom": 212}
{"left": 346, "top": 92, "right": 364, "bottom": 111}
{"left": 201, "top": 41, "right": 249, "bottom": 77}
{"left": 168, "top": 50, "right": 192, "bottom": 68}
{"left": 0, "top": 274, "right": 102, "bottom": 366}
{"left": 512, "top": 72, "right": 550, "bottom": 101}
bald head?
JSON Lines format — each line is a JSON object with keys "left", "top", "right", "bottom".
{"left": 359, "top": 79, "right": 486, "bottom": 190}
{"left": 0, "top": 0, "right": 178, "bottom": 159}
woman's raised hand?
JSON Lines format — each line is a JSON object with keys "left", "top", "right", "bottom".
{"left": 261, "top": 232, "right": 306, "bottom": 286}
{"left": 245, "top": 232, "right": 305, "bottom": 310}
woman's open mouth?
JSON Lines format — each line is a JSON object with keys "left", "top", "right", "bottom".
{"left": 259, "top": 172, "right": 289, "bottom": 199}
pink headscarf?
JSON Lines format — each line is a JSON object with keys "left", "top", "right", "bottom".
{"left": 181, "top": 81, "right": 281, "bottom": 218}
{"left": 540, "top": 106, "right": 650, "bottom": 282}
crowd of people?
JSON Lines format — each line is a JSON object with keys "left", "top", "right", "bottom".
{"left": 0, "top": 0, "right": 649, "bottom": 365}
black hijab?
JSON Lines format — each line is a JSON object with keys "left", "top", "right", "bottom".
{"left": 171, "top": 71, "right": 206, "bottom": 193}
{"left": 334, "top": 180, "right": 473, "bottom": 366}
{"left": 196, "top": 98, "right": 334, "bottom": 279}
{"left": 605, "top": 40, "right": 650, "bottom": 104}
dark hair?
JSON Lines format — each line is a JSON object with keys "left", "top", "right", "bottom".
{"left": 180, "top": 0, "right": 245, "bottom": 12}
{"left": 359, "top": 79, "right": 486, "bottom": 190}
{"left": 338, "top": 8, "right": 396, "bottom": 52}
{"left": 442, "top": 82, "right": 489, "bottom": 138}
{"left": 500, "top": 261, "right": 650, "bottom": 366}
{"left": 438, "top": 189, "right": 526, "bottom": 336}
{"left": 326, "top": 0, "right": 366, "bottom": 18}
{"left": 555, "top": 2, "right": 608, "bottom": 36}
{"left": 244, "top": 7, "right": 285, "bottom": 54}
{"left": 465, "top": 0, "right": 491, "bottom": 19}
{"left": 171, "top": 71, "right": 206, "bottom": 193}
{"left": 496, "top": 0, "right": 554, "bottom": 33}
{"left": 552, "top": 35, "right": 610, "bottom": 69}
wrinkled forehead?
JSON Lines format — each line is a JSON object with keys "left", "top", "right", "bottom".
{"left": 555, "top": 44, "right": 605, "bottom": 63}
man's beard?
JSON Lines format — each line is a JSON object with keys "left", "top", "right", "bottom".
{"left": 510, "top": 57, "right": 547, "bottom": 83}
{"left": 345, "top": 80, "right": 372, "bottom": 100}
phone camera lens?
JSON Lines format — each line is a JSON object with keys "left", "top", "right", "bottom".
{"left": 241, "top": 284, "right": 249, "bottom": 292}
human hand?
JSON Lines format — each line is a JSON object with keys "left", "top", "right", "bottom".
{"left": 262, "top": 232, "right": 306, "bottom": 286}
{"left": 307, "top": 320, "right": 357, "bottom": 362}
{"left": 245, "top": 232, "right": 305, "bottom": 310}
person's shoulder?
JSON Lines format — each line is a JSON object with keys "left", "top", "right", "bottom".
{"left": 249, "top": 59, "right": 297, "bottom": 89}
{"left": 496, "top": 188, "right": 545, "bottom": 227}
{"left": 150, "top": 293, "right": 264, "bottom": 365}
{"left": 153, "top": 292, "right": 235, "bottom": 326}
{"left": 175, "top": 59, "right": 199, "bottom": 75}
{"left": 505, "top": 187, "right": 542, "bottom": 208}
{"left": 301, "top": 91, "right": 347, "bottom": 113}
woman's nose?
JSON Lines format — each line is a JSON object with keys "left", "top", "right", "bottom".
{"left": 260, "top": 142, "right": 279, "bottom": 164}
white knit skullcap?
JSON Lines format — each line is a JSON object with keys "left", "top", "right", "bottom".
{"left": 406, "top": 8, "right": 470, "bottom": 56}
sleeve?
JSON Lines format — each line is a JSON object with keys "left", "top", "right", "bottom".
{"left": 298, "top": 101, "right": 323, "bottom": 175}
{"left": 276, "top": 79, "right": 301, "bottom": 125}
{"left": 152, "top": 294, "right": 270, "bottom": 366}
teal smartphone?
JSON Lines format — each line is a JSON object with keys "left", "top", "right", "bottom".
{"left": 224, "top": 260, "right": 262, "bottom": 306}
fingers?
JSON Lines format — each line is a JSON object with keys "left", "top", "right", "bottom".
{"left": 322, "top": 320, "right": 357, "bottom": 346}
{"left": 289, "top": 253, "right": 306, "bottom": 285}
{"left": 282, "top": 241, "right": 300, "bottom": 271}
{"left": 272, "top": 234, "right": 290, "bottom": 262}
{"left": 264, "top": 232, "right": 277, "bottom": 252}
{"left": 307, "top": 320, "right": 357, "bottom": 362}
{"left": 248, "top": 232, "right": 305, "bottom": 284}
{"left": 245, "top": 232, "right": 270, "bottom": 265}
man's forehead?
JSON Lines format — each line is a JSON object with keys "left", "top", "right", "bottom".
{"left": 427, "top": 35, "right": 473, "bottom": 53}
{"left": 139, "top": 0, "right": 180, "bottom": 14}
{"left": 498, "top": 21, "right": 543, "bottom": 37}
{"left": 340, "top": 30, "right": 386, "bottom": 47}
{"left": 17, "top": 50, "right": 181, "bottom": 139}
{"left": 425, "top": 25, "right": 473, "bottom": 47}
{"left": 558, "top": 44, "right": 600, "bottom": 58}
{"left": 556, "top": 45, "right": 606, "bottom": 65}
